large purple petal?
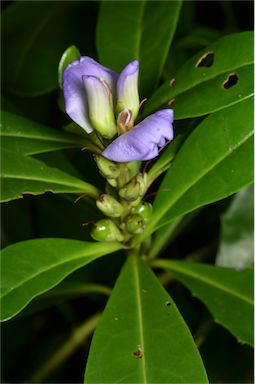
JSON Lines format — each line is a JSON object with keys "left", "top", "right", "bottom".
{"left": 63, "top": 57, "right": 117, "bottom": 133}
{"left": 116, "top": 60, "right": 140, "bottom": 120}
{"left": 102, "top": 109, "right": 174, "bottom": 162}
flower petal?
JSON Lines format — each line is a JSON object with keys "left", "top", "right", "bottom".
{"left": 63, "top": 57, "right": 117, "bottom": 133}
{"left": 83, "top": 75, "right": 117, "bottom": 139}
{"left": 102, "top": 109, "right": 174, "bottom": 162}
{"left": 116, "top": 60, "right": 140, "bottom": 120}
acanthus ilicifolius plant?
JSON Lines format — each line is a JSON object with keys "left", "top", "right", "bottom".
{"left": 63, "top": 57, "right": 174, "bottom": 247}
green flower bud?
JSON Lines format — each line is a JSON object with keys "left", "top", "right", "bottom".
{"left": 91, "top": 219, "right": 124, "bottom": 242}
{"left": 107, "top": 178, "right": 118, "bottom": 188}
{"left": 119, "top": 173, "right": 148, "bottom": 201}
{"left": 132, "top": 202, "right": 152, "bottom": 223}
{"left": 83, "top": 76, "right": 117, "bottom": 139}
{"left": 126, "top": 214, "right": 145, "bottom": 234}
{"left": 127, "top": 161, "right": 141, "bottom": 181}
{"left": 96, "top": 194, "right": 124, "bottom": 218}
{"left": 94, "top": 155, "right": 120, "bottom": 179}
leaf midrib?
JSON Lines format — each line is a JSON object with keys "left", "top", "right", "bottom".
{"left": 132, "top": 256, "right": 148, "bottom": 383}
{"left": 1, "top": 173, "right": 90, "bottom": 191}
{"left": 156, "top": 261, "right": 254, "bottom": 306}
{"left": 1, "top": 131, "right": 81, "bottom": 145}
{"left": 1, "top": 244, "right": 121, "bottom": 299}
{"left": 145, "top": 129, "right": 253, "bottom": 239}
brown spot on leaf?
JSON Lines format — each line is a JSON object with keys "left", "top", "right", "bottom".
{"left": 196, "top": 51, "right": 214, "bottom": 68}
{"left": 165, "top": 301, "right": 172, "bottom": 307}
{"left": 133, "top": 346, "right": 143, "bottom": 359}
{"left": 169, "top": 78, "right": 176, "bottom": 87}
{"left": 168, "top": 98, "right": 176, "bottom": 106}
{"left": 222, "top": 73, "right": 239, "bottom": 90}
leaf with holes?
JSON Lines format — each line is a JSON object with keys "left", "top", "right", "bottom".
{"left": 216, "top": 185, "right": 254, "bottom": 270}
{"left": 84, "top": 256, "right": 208, "bottom": 383}
{"left": 143, "top": 31, "right": 254, "bottom": 117}
{"left": 1, "top": 110, "right": 85, "bottom": 155}
{"left": 96, "top": 1, "right": 182, "bottom": 96}
{"left": 1, "top": 148, "right": 100, "bottom": 202}
{"left": 153, "top": 260, "right": 254, "bottom": 346}
{"left": 0, "top": 239, "right": 122, "bottom": 321}
{"left": 138, "top": 98, "right": 253, "bottom": 239}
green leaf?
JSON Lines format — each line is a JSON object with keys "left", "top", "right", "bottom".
{"left": 2, "top": 2, "right": 96, "bottom": 96}
{"left": 144, "top": 31, "right": 254, "bottom": 116}
{"left": 0, "top": 239, "right": 122, "bottom": 321}
{"left": 153, "top": 260, "right": 254, "bottom": 346}
{"left": 1, "top": 148, "right": 100, "bottom": 202}
{"left": 85, "top": 255, "right": 208, "bottom": 383}
{"left": 58, "top": 45, "right": 80, "bottom": 88}
{"left": 216, "top": 185, "right": 254, "bottom": 270}
{"left": 1, "top": 110, "right": 84, "bottom": 155}
{"left": 139, "top": 98, "right": 254, "bottom": 239}
{"left": 171, "top": 64, "right": 253, "bottom": 119}
{"left": 96, "top": 1, "right": 182, "bottom": 95}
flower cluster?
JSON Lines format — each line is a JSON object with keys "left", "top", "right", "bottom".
{"left": 63, "top": 57, "right": 174, "bottom": 162}
{"left": 63, "top": 56, "right": 174, "bottom": 244}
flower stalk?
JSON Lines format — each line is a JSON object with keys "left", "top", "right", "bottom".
{"left": 62, "top": 56, "right": 174, "bottom": 248}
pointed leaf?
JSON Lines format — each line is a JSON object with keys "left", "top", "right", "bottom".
{"left": 1, "top": 148, "right": 100, "bottom": 202}
{"left": 96, "top": 1, "right": 182, "bottom": 95}
{"left": 139, "top": 98, "right": 253, "bottom": 239}
{"left": 1, "top": 110, "right": 84, "bottom": 155}
{"left": 0, "top": 239, "right": 122, "bottom": 321}
{"left": 85, "top": 256, "right": 208, "bottom": 383}
{"left": 153, "top": 260, "right": 254, "bottom": 346}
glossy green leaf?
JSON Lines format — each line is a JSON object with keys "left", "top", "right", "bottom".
{"left": 0, "top": 239, "right": 122, "bottom": 321}
{"left": 216, "top": 185, "right": 254, "bottom": 270}
{"left": 1, "top": 148, "right": 100, "bottom": 202}
{"left": 96, "top": 1, "right": 182, "bottom": 95}
{"left": 144, "top": 31, "right": 254, "bottom": 116}
{"left": 153, "top": 260, "right": 254, "bottom": 346}
{"left": 1, "top": 110, "right": 84, "bottom": 155}
{"left": 148, "top": 123, "right": 192, "bottom": 185}
{"left": 58, "top": 45, "right": 80, "bottom": 88}
{"left": 85, "top": 255, "right": 208, "bottom": 383}
{"left": 2, "top": 2, "right": 95, "bottom": 96}
{"left": 139, "top": 98, "right": 253, "bottom": 239}
{"left": 171, "top": 64, "right": 253, "bottom": 119}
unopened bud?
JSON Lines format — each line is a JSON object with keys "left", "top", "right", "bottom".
{"left": 132, "top": 202, "right": 152, "bottom": 223}
{"left": 107, "top": 178, "right": 118, "bottom": 188}
{"left": 116, "top": 61, "right": 140, "bottom": 121}
{"left": 96, "top": 194, "right": 123, "bottom": 218}
{"left": 83, "top": 75, "right": 117, "bottom": 139}
{"left": 94, "top": 155, "right": 120, "bottom": 179}
{"left": 91, "top": 219, "right": 124, "bottom": 242}
{"left": 126, "top": 214, "right": 145, "bottom": 234}
{"left": 119, "top": 173, "right": 148, "bottom": 201}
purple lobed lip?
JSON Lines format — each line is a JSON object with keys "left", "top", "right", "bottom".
{"left": 102, "top": 109, "right": 174, "bottom": 162}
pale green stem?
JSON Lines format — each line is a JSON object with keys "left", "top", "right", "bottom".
{"left": 147, "top": 162, "right": 170, "bottom": 190}
{"left": 148, "top": 217, "right": 183, "bottom": 259}
{"left": 29, "top": 313, "right": 101, "bottom": 383}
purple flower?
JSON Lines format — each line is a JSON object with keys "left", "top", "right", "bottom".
{"left": 102, "top": 110, "right": 174, "bottom": 162}
{"left": 63, "top": 57, "right": 139, "bottom": 138}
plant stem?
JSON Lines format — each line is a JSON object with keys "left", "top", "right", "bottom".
{"left": 29, "top": 312, "right": 101, "bottom": 383}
